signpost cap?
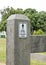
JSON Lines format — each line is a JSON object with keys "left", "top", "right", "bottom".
{"left": 7, "top": 14, "right": 30, "bottom": 21}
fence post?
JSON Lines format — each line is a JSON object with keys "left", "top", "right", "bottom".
{"left": 6, "top": 14, "right": 30, "bottom": 65}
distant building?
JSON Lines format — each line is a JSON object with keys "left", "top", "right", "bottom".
{"left": 0, "top": 31, "right": 6, "bottom": 38}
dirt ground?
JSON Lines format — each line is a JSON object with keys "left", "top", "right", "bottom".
{"left": 0, "top": 63, "right": 6, "bottom": 65}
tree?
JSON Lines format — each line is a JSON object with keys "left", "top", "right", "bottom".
{"left": 0, "top": 7, "right": 23, "bottom": 31}
{"left": 0, "top": 20, "right": 6, "bottom": 31}
{"left": 0, "top": 7, "right": 46, "bottom": 34}
{"left": 1, "top": 7, "right": 23, "bottom": 21}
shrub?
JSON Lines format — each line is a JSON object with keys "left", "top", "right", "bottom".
{"left": 33, "top": 29, "right": 45, "bottom": 35}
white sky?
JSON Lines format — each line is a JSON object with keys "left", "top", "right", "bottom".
{"left": 0, "top": 0, "right": 46, "bottom": 20}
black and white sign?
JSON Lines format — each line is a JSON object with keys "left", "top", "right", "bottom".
{"left": 19, "top": 23, "right": 27, "bottom": 38}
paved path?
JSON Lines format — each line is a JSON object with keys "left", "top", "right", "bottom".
{"left": 31, "top": 53, "right": 46, "bottom": 62}
{"left": 0, "top": 63, "right": 5, "bottom": 65}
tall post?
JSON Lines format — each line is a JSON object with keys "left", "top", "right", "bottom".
{"left": 6, "top": 14, "right": 30, "bottom": 65}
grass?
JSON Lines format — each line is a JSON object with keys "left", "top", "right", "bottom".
{"left": 0, "top": 38, "right": 6, "bottom": 63}
{"left": 39, "top": 52, "right": 46, "bottom": 55}
{"left": 31, "top": 59, "right": 46, "bottom": 65}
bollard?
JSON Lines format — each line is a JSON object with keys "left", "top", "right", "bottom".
{"left": 6, "top": 14, "right": 30, "bottom": 65}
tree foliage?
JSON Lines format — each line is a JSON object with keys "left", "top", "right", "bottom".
{"left": 0, "top": 7, "right": 46, "bottom": 34}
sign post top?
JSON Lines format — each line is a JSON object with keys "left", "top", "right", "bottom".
{"left": 7, "top": 14, "right": 30, "bottom": 21}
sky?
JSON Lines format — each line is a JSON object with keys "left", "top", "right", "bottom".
{"left": 0, "top": 0, "right": 46, "bottom": 20}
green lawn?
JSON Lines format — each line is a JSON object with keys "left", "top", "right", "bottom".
{"left": 39, "top": 52, "right": 46, "bottom": 55}
{"left": 0, "top": 38, "right": 6, "bottom": 63}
